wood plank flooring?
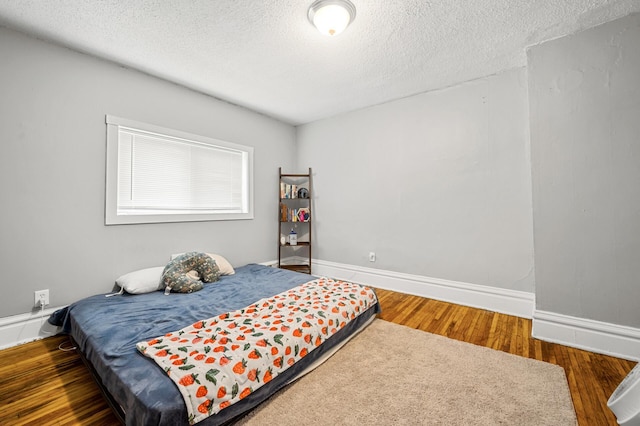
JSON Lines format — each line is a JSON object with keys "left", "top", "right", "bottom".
{"left": 0, "top": 288, "right": 635, "bottom": 425}
{"left": 375, "top": 288, "right": 637, "bottom": 425}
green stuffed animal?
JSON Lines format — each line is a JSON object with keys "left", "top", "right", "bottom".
{"left": 161, "top": 252, "right": 220, "bottom": 293}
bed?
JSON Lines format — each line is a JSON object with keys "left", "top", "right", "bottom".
{"left": 53, "top": 263, "right": 380, "bottom": 425}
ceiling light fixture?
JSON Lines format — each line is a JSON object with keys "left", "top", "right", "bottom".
{"left": 308, "top": 0, "right": 356, "bottom": 36}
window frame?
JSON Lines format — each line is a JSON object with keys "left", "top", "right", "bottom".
{"left": 105, "top": 115, "right": 254, "bottom": 225}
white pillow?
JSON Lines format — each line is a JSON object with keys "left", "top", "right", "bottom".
{"left": 115, "top": 266, "right": 164, "bottom": 294}
{"left": 170, "top": 252, "right": 236, "bottom": 276}
{"left": 206, "top": 253, "right": 235, "bottom": 275}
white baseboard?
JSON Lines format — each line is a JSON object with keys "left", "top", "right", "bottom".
{"left": 312, "top": 259, "right": 535, "bottom": 319}
{"left": 312, "top": 259, "right": 640, "bottom": 360}
{"left": 0, "top": 306, "right": 62, "bottom": 350}
{"left": 533, "top": 310, "right": 640, "bottom": 361}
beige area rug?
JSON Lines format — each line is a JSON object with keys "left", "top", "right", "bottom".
{"left": 237, "top": 319, "right": 577, "bottom": 425}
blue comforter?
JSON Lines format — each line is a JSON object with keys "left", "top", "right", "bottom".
{"left": 55, "top": 264, "right": 379, "bottom": 425}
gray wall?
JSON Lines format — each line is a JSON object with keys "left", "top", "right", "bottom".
{"left": 0, "top": 27, "right": 296, "bottom": 316}
{"left": 528, "top": 13, "right": 640, "bottom": 327}
{"left": 297, "top": 68, "right": 535, "bottom": 292}
{"left": 3, "top": 11, "right": 638, "bottom": 332}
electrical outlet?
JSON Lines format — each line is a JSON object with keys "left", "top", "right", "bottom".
{"left": 369, "top": 252, "right": 376, "bottom": 262}
{"left": 34, "top": 289, "right": 49, "bottom": 307}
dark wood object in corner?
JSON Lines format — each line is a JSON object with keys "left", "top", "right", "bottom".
{"left": 278, "top": 167, "right": 312, "bottom": 274}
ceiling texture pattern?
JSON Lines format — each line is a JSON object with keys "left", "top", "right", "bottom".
{"left": 1, "top": 0, "right": 639, "bottom": 125}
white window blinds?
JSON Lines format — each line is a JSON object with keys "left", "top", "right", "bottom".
{"left": 106, "top": 116, "right": 253, "bottom": 224}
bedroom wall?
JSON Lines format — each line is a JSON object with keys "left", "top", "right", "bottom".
{"left": 528, "top": 13, "right": 640, "bottom": 328}
{"left": 0, "top": 27, "right": 296, "bottom": 317}
{"left": 296, "top": 67, "right": 535, "bottom": 293}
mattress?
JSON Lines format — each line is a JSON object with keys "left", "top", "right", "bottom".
{"left": 55, "top": 264, "right": 380, "bottom": 425}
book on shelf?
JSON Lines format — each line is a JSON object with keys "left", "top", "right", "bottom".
{"left": 279, "top": 205, "right": 311, "bottom": 222}
{"left": 280, "top": 182, "right": 307, "bottom": 199}
{"left": 280, "top": 183, "right": 296, "bottom": 199}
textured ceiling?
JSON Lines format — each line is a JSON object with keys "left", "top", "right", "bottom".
{"left": 1, "top": 0, "right": 639, "bottom": 125}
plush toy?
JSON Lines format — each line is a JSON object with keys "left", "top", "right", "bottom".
{"left": 161, "top": 252, "right": 220, "bottom": 293}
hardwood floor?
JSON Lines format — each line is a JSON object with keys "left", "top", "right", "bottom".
{"left": 0, "top": 334, "right": 119, "bottom": 425}
{"left": 375, "top": 288, "right": 636, "bottom": 425}
{"left": 0, "top": 288, "right": 635, "bottom": 425}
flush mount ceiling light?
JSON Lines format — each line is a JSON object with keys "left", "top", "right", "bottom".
{"left": 308, "top": 0, "right": 356, "bottom": 36}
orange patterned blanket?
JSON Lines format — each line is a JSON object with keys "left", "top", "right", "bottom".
{"left": 136, "top": 278, "right": 377, "bottom": 425}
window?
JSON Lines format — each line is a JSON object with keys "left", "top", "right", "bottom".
{"left": 105, "top": 115, "right": 253, "bottom": 225}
